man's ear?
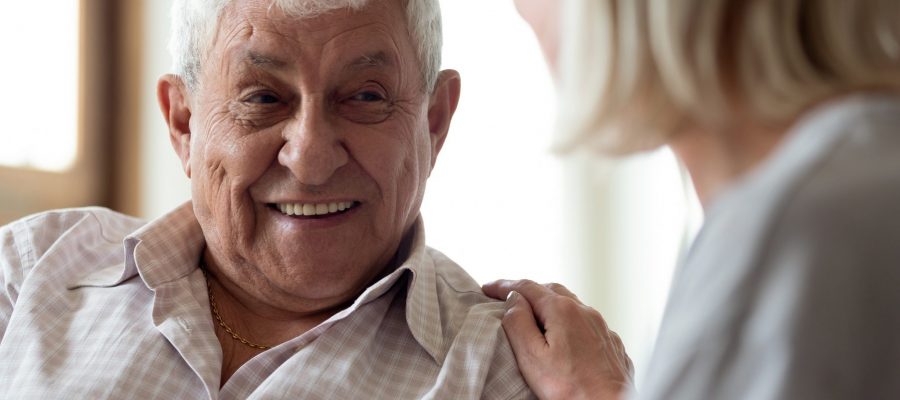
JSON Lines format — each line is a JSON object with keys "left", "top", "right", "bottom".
{"left": 426, "top": 69, "right": 462, "bottom": 171}
{"left": 157, "top": 74, "right": 193, "bottom": 178}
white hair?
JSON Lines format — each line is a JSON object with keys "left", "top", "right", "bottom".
{"left": 169, "top": 0, "right": 443, "bottom": 92}
{"left": 555, "top": 0, "right": 900, "bottom": 155}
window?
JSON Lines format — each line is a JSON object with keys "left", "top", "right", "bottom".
{"left": 0, "top": 3, "right": 80, "bottom": 171}
{"left": 0, "top": 1, "right": 120, "bottom": 225}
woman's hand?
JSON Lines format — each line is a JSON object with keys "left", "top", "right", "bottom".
{"left": 483, "top": 280, "right": 634, "bottom": 400}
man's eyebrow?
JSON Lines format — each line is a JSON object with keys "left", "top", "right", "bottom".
{"left": 345, "top": 52, "right": 393, "bottom": 71}
{"left": 239, "top": 50, "right": 393, "bottom": 72}
{"left": 243, "top": 51, "right": 289, "bottom": 69}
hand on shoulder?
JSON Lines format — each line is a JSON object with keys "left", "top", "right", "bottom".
{"left": 483, "top": 279, "right": 633, "bottom": 400}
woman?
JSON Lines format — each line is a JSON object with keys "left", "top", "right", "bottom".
{"left": 484, "top": 0, "right": 900, "bottom": 399}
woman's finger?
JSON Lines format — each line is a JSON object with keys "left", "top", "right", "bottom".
{"left": 484, "top": 279, "right": 548, "bottom": 301}
{"left": 482, "top": 279, "right": 513, "bottom": 300}
{"left": 486, "top": 280, "right": 589, "bottom": 337}
{"left": 484, "top": 279, "right": 557, "bottom": 307}
{"left": 496, "top": 285, "right": 634, "bottom": 399}
{"left": 500, "top": 291, "right": 548, "bottom": 365}
{"left": 484, "top": 279, "right": 581, "bottom": 303}
{"left": 544, "top": 282, "right": 581, "bottom": 302}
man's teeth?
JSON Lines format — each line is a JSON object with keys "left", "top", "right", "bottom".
{"left": 277, "top": 202, "right": 355, "bottom": 216}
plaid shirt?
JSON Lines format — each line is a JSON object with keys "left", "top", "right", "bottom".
{"left": 0, "top": 203, "right": 533, "bottom": 399}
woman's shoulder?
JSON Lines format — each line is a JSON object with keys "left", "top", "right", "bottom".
{"left": 768, "top": 105, "right": 900, "bottom": 253}
{"left": 666, "top": 100, "right": 900, "bottom": 345}
{"left": 700, "top": 95, "right": 900, "bottom": 269}
{"left": 647, "top": 107, "right": 900, "bottom": 399}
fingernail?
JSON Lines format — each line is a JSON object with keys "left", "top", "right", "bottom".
{"left": 504, "top": 290, "right": 519, "bottom": 310}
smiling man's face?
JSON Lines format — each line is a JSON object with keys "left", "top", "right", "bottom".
{"left": 159, "top": 0, "right": 458, "bottom": 312}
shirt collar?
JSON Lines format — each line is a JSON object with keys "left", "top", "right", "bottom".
{"left": 127, "top": 202, "right": 205, "bottom": 289}
{"left": 348, "top": 217, "right": 446, "bottom": 363}
{"left": 68, "top": 202, "right": 202, "bottom": 290}
{"left": 73, "top": 201, "right": 446, "bottom": 363}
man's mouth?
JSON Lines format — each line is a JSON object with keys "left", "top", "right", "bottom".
{"left": 271, "top": 201, "right": 359, "bottom": 217}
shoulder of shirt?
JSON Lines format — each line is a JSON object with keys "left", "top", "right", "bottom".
{"left": 685, "top": 140, "right": 900, "bottom": 398}
{"left": 424, "top": 246, "right": 494, "bottom": 301}
{"left": 702, "top": 120, "right": 900, "bottom": 295}
{"left": 701, "top": 111, "right": 900, "bottom": 261}
{"left": 423, "top": 245, "right": 506, "bottom": 330}
{"left": 2, "top": 207, "right": 146, "bottom": 265}
{"left": 763, "top": 135, "right": 900, "bottom": 254}
{"left": 683, "top": 109, "right": 900, "bottom": 321}
{"left": 421, "top": 246, "right": 535, "bottom": 399}
{"left": 666, "top": 110, "right": 900, "bottom": 331}
{"left": 644, "top": 100, "right": 900, "bottom": 400}
{"left": 7, "top": 206, "right": 145, "bottom": 239}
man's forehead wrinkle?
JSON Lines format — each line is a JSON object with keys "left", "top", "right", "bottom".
{"left": 212, "top": 14, "right": 257, "bottom": 68}
{"left": 318, "top": 23, "right": 408, "bottom": 69}
{"left": 210, "top": 0, "right": 422, "bottom": 91}
{"left": 218, "top": 1, "right": 299, "bottom": 59}
{"left": 220, "top": 21, "right": 295, "bottom": 73}
{"left": 218, "top": 0, "right": 270, "bottom": 51}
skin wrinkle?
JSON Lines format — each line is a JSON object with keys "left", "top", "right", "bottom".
{"left": 197, "top": 16, "right": 255, "bottom": 92}
{"left": 235, "top": 5, "right": 406, "bottom": 88}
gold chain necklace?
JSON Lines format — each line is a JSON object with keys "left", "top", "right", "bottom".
{"left": 202, "top": 268, "right": 273, "bottom": 351}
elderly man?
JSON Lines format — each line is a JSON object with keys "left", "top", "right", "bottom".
{"left": 0, "top": 0, "right": 533, "bottom": 398}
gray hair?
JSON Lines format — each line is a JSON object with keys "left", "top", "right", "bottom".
{"left": 169, "top": 0, "right": 443, "bottom": 92}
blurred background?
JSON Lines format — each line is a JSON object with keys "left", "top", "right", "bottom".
{"left": 0, "top": 0, "right": 700, "bottom": 384}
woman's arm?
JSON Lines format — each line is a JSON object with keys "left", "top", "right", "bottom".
{"left": 484, "top": 280, "right": 634, "bottom": 400}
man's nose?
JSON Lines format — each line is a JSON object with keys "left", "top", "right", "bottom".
{"left": 277, "top": 103, "right": 349, "bottom": 185}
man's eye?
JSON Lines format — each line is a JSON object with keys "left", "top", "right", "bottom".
{"left": 244, "top": 92, "right": 280, "bottom": 104}
{"left": 351, "top": 91, "right": 385, "bottom": 102}
{"left": 338, "top": 89, "right": 392, "bottom": 124}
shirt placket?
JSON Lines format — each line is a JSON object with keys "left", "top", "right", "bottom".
{"left": 151, "top": 270, "right": 224, "bottom": 399}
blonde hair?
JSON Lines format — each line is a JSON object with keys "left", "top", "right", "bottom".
{"left": 169, "top": 0, "right": 443, "bottom": 92}
{"left": 556, "top": 0, "right": 900, "bottom": 155}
